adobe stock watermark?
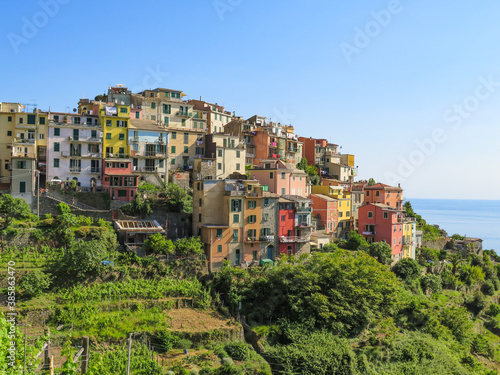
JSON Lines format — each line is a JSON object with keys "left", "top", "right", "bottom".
{"left": 130, "top": 65, "right": 169, "bottom": 93}
{"left": 340, "top": 0, "right": 404, "bottom": 64}
{"left": 213, "top": 0, "right": 243, "bottom": 21}
{"left": 7, "top": 0, "right": 70, "bottom": 54}
{"left": 384, "top": 75, "right": 500, "bottom": 186}
{"left": 273, "top": 107, "right": 295, "bottom": 125}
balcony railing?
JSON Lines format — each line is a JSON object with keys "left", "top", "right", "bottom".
{"left": 362, "top": 231, "right": 375, "bottom": 235}
{"left": 12, "top": 152, "right": 36, "bottom": 158}
{"left": 89, "top": 168, "right": 100, "bottom": 174}
{"left": 279, "top": 236, "right": 309, "bottom": 243}
{"left": 15, "top": 123, "right": 36, "bottom": 129}
{"left": 245, "top": 235, "right": 275, "bottom": 243}
{"left": 176, "top": 111, "right": 192, "bottom": 118}
{"left": 69, "top": 167, "right": 82, "bottom": 173}
{"left": 13, "top": 138, "right": 35, "bottom": 144}
{"left": 106, "top": 153, "right": 130, "bottom": 159}
{"left": 132, "top": 166, "right": 158, "bottom": 172}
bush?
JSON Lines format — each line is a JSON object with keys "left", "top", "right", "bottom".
{"left": 466, "top": 291, "right": 487, "bottom": 316}
{"left": 38, "top": 218, "right": 55, "bottom": 227}
{"left": 486, "top": 303, "right": 500, "bottom": 317}
{"left": 175, "top": 339, "right": 192, "bottom": 350}
{"left": 153, "top": 330, "right": 179, "bottom": 352}
{"left": 482, "top": 280, "right": 496, "bottom": 296}
{"left": 224, "top": 341, "right": 251, "bottom": 361}
{"left": 19, "top": 270, "right": 52, "bottom": 298}
{"left": 221, "top": 357, "right": 234, "bottom": 367}
{"left": 392, "top": 258, "right": 421, "bottom": 281}
{"left": 471, "top": 334, "right": 494, "bottom": 358}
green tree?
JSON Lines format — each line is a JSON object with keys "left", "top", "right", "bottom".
{"left": 144, "top": 233, "right": 174, "bottom": 255}
{"left": 59, "top": 239, "right": 112, "bottom": 281}
{"left": 392, "top": 258, "right": 421, "bottom": 281}
{"left": 0, "top": 194, "right": 31, "bottom": 228}
{"left": 19, "top": 270, "right": 52, "bottom": 298}
{"left": 420, "top": 274, "right": 443, "bottom": 295}
{"left": 296, "top": 157, "right": 308, "bottom": 171}
{"left": 344, "top": 231, "right": 368, "bottom": 251}
{"left": 174, "top": 237, "right": 204, "bottom": 256}
{"left": 367, "top": 242, "right": 393, "bottom": 265}
{"left": 164, "top": 183, "right": 193, "bottom": 213}
{"left": 321, "top": 243, "right": 339, "bottom": 252}
{"left": 367, "top": 178, "right": 376, "bottom": 186}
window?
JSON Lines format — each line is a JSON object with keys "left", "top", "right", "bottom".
{"left": 181, "top": 119, "right": 186, "bottom": 126}
{"left": 19, "top": 118, "right": 23, "bottom": 124}
{"left": 164, "top": 116, "right": 169, "bottom": 126}
{"left": 366, "top": 191, "right": 370, "bottom": 197}
{"left": 263, "top": 213, "right": 269, "bottom": 222}
{"left": 270, "top": 172, "right": 274, "bottom": 179}
{"left": 217, "top": 245, "right": 222, "bottom": 253}
{"left": 106, "top": 119, "right": 112, "bottom": 126}
{"left": 119, "top": 134, "right": 125, "bottom": 140}
{"left": 135, "top": 111, "right": 140, "bottom": 119}
{"left": 281, "top": 215, "right": 285, "bottom": 222}
{"left": 120, "top": 107, "right": 127, "bottom": 113}
{"left": 171, "top": 131, "right": 177, "bottom": 139}
{"left": 184, "top": 133, "right": 189, "bottom": 144}
{"left": 54, "top": 128, "right": 60, "bottom": 136}
{"left": 53, "top": 158, "right": 59, "bottom": 168}
{"left": 117, "top": 120, "right": 127, "bottom": 127}
{"left": 233, "top": 214, "right": 239, "bottom": 223}
{"left": 118, "top": 190, "right": 127, "bottom": 197}
{"left": 54, "top": 142, "right": 60, "bottom": 152}
{"left": 7, "top": 131, "right": 12, "bottom": 136}
{"left": 27, "top": 114, "right": 36, "bottom": 124}
{"left": 171, "top": 158, "right": 175, "bottom": 165}
{"left": 231, "top": 199, "right": 242, "bottom": 212}
{"left": 217, "top": 229, "right": 222, "bottom": 237}
{"left": 383, "top": 212, "right": 388, "bottom": 219}
{"left": 249, "top": 215, "right": 257, "bottom": 223}
{"left": 218, "top": 149, "right": 222, "bottom": 157}
{"left": 236, "top": 163, "right": 240, "bottom": 170}
{"left": 151, "top": 102, "right": 156, "bottom": 109}
{"left": 394, "top": 238, "right": 396, "bottom": 245}
{"left": 252, "top": 251, "right": 258, "bottom": 261}
{"left": 171, "top": 146, "right": 176, "bottom": 153}
{"left": 7, "top": 116, "right": 12, "bottom": 122}
{"left": 198, "top": 213, "right": 202, "bottom": 222}
{"left": 151, "top": 115, "right": 156, "bottom": 121}
{"left": 194, "top": 121, "right": 197, "bottom": 128}
{"left": 163, "top": 104, "right": 171, "bottom": 114}
{"left": 40, "top": 117, "right": 45, "bottom": 125}
{"left": 184, "top": 146, "right": 188, "bottom": 154}
{"left": 236, "top": 151, "right": 240, "bottom": 158}
{"left": 218, "top": 163, "right": 222, "bottom": 170}
{"left": 248, "top": 201, "right": 256, "bottom": 209}
{"left": 281, "top": 172, "right": 286, "bottom": 179}
{"left": 281, "top": 188, "right": 286, "bottom": 195}
{"left": 17, "top": 160, "right": 26, "bottom": 169}
{"left": 106, "top": 133, "right": 111, "bottom": 139}
{"left": 233, "top": 229, "right": 238, "bottom": 242}
{"left": 367, "top": 211, "right": 373, "bottom": 218}
{"left": 19, "top": 181, "right": 26, "bottom": 193}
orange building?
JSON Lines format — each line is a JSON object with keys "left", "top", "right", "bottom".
{"left": 364, "top": 183, "right": 403, "bottom": 210}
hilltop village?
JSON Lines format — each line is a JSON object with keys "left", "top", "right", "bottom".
{"left": 2, "top": 86, "right": 499, "bottom": 375}
{"left": 0, "top": 85, "right": 430, "bottom": 267}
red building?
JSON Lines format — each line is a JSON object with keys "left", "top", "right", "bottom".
{"left": 278, "top": 197, "right": 296, "bottom": 255}
{"left": 298, "top": 137, "right": 327, "bottom": 166}
{"left": 102, "top": 160, "right": 138, "bottom": 202}
{"left": 310, "top": 194, "right": 338, "bottom": 234}
{"left": 364, "top": 183, "right": 403, "bottom": 210}
{"left": 357, "top": 203, "right": 404, "bottom": 261}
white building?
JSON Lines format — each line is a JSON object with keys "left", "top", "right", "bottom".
{"left": 46, "top": 112, "right": 103, "bottom": 188}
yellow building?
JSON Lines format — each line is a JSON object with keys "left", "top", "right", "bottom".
{"left": 311, "top": 184, "right": 352, "bottom": 238}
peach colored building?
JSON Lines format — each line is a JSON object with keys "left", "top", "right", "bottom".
{"left": 364, "top": 183, "right": 403, "bottom": 210}
{"left": 310, "top": 194, "right": 338, "bottom": 234}
{"left": 249, "top": 159, "right": 308, "bottom": 197}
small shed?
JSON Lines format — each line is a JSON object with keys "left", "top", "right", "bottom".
{"left": 114, "top": 220, "right": 166, "bottom": 246}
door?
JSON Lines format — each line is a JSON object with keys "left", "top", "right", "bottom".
{"left": 235, "top": 249, "right": 241, "bottom": 265}
{"left": 266, "top": 246, "right": 274, "bottom": 260}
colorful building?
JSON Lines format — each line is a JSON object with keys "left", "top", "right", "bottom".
{"left": 364, "top": 183, "right": 403, "bottom": 210}
{"left": 249, "top": 159, "right": 308, "bottom": 197}
{"left": 357, "top": 203, "right": 404, "bottom": 262}
{"left": 310, "top": 193, "right": 338, "bottom": 234}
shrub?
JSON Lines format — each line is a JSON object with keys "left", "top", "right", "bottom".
{"left": 392, "top": 258, "right": 421, "bottom": 281}
{"left": 19, "top": 270, "right": 52, "bottom": 298}
{"left": 482, "top": 280, "right": 496, "bottom": 296}
{"left": 486, "top": 303, "right": 500, "bottom": 317}
{"left": 175, "top": 339, "right": 192, "bottom": 350}
{"left": 224, "top": 341, "right": 251, "bottom": 361}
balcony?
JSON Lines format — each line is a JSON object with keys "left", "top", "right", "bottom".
{"left": 362, "top": 231, "right": 375, "bottom": 235}
{"left": 145, "top": 151, "right": 167, "bottom": 157}
{"left": 88, "top": 168, "right": 100, "bottom": 174}
{"left": 69, "top": 167, "right": 82, "bottom": 173}
{"left": 106, "top": 153, "right": 130, "bottom": 159}
{"left": 176, "top": 111, "right": 192, "bottom": 118}
{"left": 295, "top": 206, "right": 312, "bottom": 213}
{"left": 279, "top": 236, "right": 309, "bottom": 243}
{"left": 13, "top": 138, "right": 35, "bottom": 145}
{"left": 245, "top": 235, "right": 275, "bottom": 243}
{"left": 246, "top": 153, "right": 255, "bottom": 158}
{"left": 83, "top": 153, "right": 102, "bottom": 158}
{"left": 15, "top": 123, "right": 36, "bottom": 129}
{"left": 12, "top": 152, "right": 36, "bottom": 158}
{"left": 132, "top": 166, "right": 158, "bottom": 173}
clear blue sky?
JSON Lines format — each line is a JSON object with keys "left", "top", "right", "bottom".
{"left": 1, "top": 0, "right": 500, "bottom": 199}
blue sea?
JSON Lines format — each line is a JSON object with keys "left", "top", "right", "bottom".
{"left": 409, "top": 199, "right": 500, "bottom": 252}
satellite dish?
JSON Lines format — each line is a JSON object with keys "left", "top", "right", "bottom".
{"left": 73, "top": 108, "right": 77, "bottom": 112}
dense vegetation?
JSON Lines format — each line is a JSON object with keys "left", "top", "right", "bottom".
{"left": 1, "top": 195, "right": 500, "bottom": 374}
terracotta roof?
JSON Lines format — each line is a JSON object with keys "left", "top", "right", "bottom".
{"left": 364, "top": 183, "right": 402, "bottom": 191}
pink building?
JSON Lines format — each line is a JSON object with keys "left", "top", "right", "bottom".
{"left": 357, "top": 203, "right": 404, "bottom": 261}
{"left": 102, "top": 160, "right": 138, "bottom": 202}
{"left": 310, "top": 194, "right": 338, "bottom": 234}
{"left": 249, "top": 159, "right": 308, "bottom": 197}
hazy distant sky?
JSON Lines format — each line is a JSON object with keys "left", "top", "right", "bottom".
{"left": 1, "top": 0, "right": 499, "bottom": 199}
